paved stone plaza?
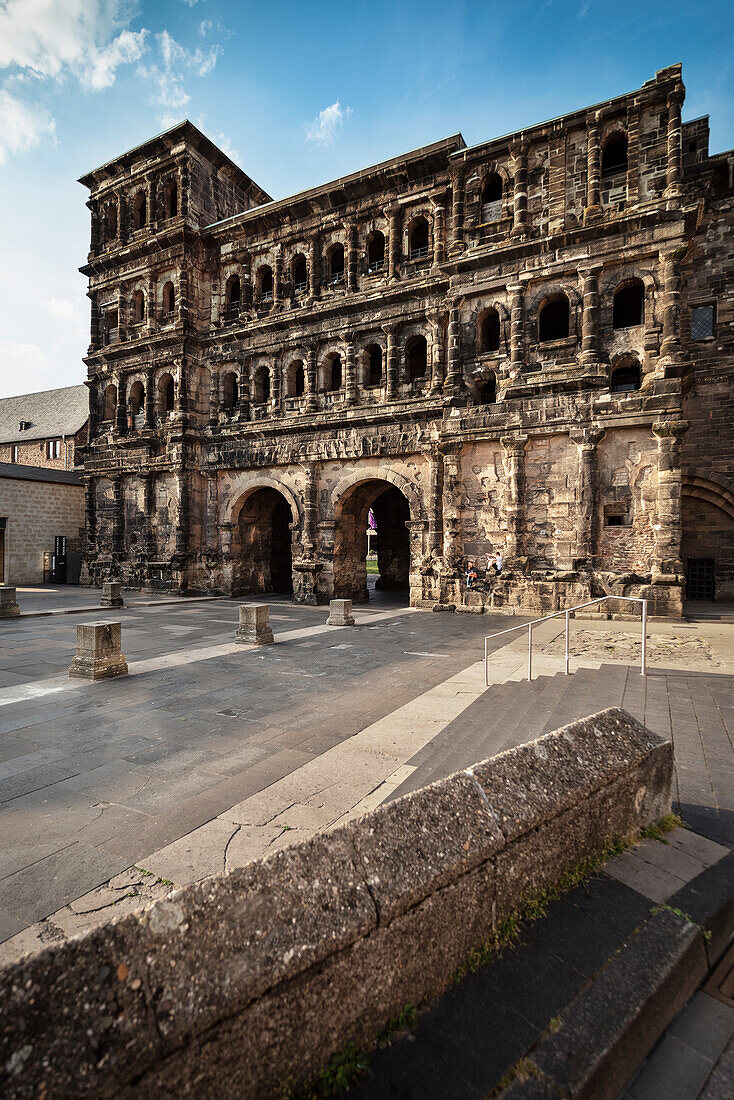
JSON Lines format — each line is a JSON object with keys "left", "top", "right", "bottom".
{"left": 0, "top": 590, "right": 732, "bottom": 969}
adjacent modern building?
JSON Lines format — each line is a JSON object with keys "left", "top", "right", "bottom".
{"left": 0, "top": 385, "right": 89, "bottom": 472}
{"left": 77, "top": 64, "right": 734, "bottom": 615}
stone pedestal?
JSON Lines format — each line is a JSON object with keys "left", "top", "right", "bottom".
{"left": 100, "top": 581, "right": 124, "bottom": 608}
{"left": 327, "top": 599, "right": 355, "bottom": 626}
{"left": 0, "top": 588, "right": 20, "bottom": 619}
{"left": 235, "top": 604, "right": 274, "bottom": 645}
{"left": 69, "top": 622, "right": 128, "bottom": 681}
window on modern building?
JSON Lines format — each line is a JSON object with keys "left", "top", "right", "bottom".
{"left": 162, "top": 282, "right": 175, "bottom": 318}
{"left": 601, "top": 133, "right": 628, "bottom": 178}
{"left": 104, "top": 204, "right": 117, "bottom": 240}
{"left": 538, "top": 295, "right": 570, "bottom": 342}
{"left": 292, "top": 254, "right": 308, "bottom": 293}
{"left": 10, "top": 445, "right": 19, "bottom": 463}
{"left": 159, "top": 373, "right": 175, "bottom": 418}
{"left": 690, "top": 303, "right": 715, "bottom": 340}
{"left": 480, "top": 310, "right": 501, "bottom": 352}
{"left": 613, "top": 281, "right": 644, "bottom": 329}
{"left": 408, "top": 217, "right": 429, "bottom": 260}
{"left": 324, "top": 354, "right": 342, "bottom": 391}
{"left": 225, "top": 275, "right": 241, "bottom": 317}
{"left": 222, "top": 372, "right": 238, "bottom": 410}
{"left": 365, "top": 345, "right": 383, "bottom": 386}
{"left": 476, "top": 376, "right": 497, "bottom": 404}
{"left": 257, "top": 266, "right": 273, "bottom": 302}
{"left": 610, "top": 359, "right": 641, "bottom": 393}
{"left": 480, "top": 174, "right": 503, "bottom": 222}
{"left": 406, "top": 335, "right": 428, "bottom": 380}
{"left": 132, "top": 290, "right": 145, "bottom": 324}
{"left": 164, "top": 180, "right": 178, "bottom": 219}
{"left": 328, "top": 245, "right": 345, "bottom": 285}
{"left": 367, "top": 231, "right": 385, "bottom": 273}
{"left": 132, "top": 191, "right": 147, "bottom": 230}
{"left": 103, "top": 384, "right": 117, "bottom": 421}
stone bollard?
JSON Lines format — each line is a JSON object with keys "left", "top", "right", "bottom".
{"left": 69, "top": 621, "right": 128, "bottom": 681}
{"left": 234, "top": 604, "right": 274, "bottom": 646}
{"left": 100, "top": 581, "right": 124, "bottom": 608}
{"left": 0, "top": 587, "right": 20, "bottom": 619}
{"left": 327, "top": 598, "right": 355, "bottom": 626}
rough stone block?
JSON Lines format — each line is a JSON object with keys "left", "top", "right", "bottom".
{"left": 326, "top": 599, "right": 355, "bottom": 626}
{"left": 234, "top": 604, "right": 274, "bottom": 645}
{"left": 0, "top": 587, "right": 20, "bottom": 619}
{"left": 100, "top": 581, "right": 124, "bottom": 608}
{"left": 68, "top": 621, "right": 128, "bottom": 681}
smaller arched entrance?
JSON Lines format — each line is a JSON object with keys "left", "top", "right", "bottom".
{"left": 333, "top": 479, "right": 412, "bottom": 601}
{"left": 233, "top": 487, "right": 294, "bottom": 596}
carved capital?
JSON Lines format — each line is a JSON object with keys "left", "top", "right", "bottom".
{"left": 652, "top": 419, "right": 689, "bottom": 440}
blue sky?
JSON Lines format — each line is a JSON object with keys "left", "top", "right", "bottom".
{"left": 0, "top": 0, "right": 732, "bottom": 398}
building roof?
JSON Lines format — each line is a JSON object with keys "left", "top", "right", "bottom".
{"left": 0, "top": 461, "right": 83, "bottom": 486}
{"left": 0, "top": 385, "right": 89, "bottom": 445}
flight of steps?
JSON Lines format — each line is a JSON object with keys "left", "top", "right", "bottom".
{"left": 389, "top": 662, "right": 660, "bottom": 802}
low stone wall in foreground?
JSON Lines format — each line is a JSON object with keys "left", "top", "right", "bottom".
{"left": 0, "top": 708, "right": 674, "bottom": 1099}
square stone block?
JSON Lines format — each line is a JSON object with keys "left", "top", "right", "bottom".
{"left": 0, "top": 587, "right": 20, "bottom": 619}
{"left": 100, "top": 581, "right": 124, "bottom": 608}
{"left": 327, "top": 599, "right": 355, "bottom": 626}
{"left": 235, "top": 604, "right": 274, "bottom": 646}
{"left": 69, "top": 621, "right": 128, "bottom": 681}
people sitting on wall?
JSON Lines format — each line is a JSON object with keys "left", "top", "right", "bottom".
{"left": 490, "top": 551, "right": 503, "bottom": 577}
{"left": 466, "top": 561, "right": 478, "bottom": 589}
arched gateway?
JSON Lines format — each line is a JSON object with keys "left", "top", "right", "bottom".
{"left": 231, "top": 486, "right": 295, "bottom": 596}
{"left": 332, "top": 477, "right": 414, "bottom": 602}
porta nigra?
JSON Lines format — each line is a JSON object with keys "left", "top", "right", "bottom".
{"left": 78, "top": 64, "right": 734, "bottom": 616}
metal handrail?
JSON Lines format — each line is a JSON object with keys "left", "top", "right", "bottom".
{"left": 483, "top": 595, "right": 647, "bottom": 686}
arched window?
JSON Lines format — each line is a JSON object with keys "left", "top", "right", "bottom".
{"left": 131, "top": 290, "right": 145, "bottom": 324}
{"left": 254, "top": 365, "right": 271, "bottom": 403}
{"left": 613, "top": 280, "right": 644, "bottom": 329}
{"left": 480, "top": 309, "right": 501, "bottom": 352}
{"left": 324, "top": 354, "right": 342, "bottom": 391}
{"left": 222, "top": 371, "right": 238, "bottom": 410}
{"left": 104, "top": 204, "right": 117, "bottom": 241}
{"left": 476, "top": 375, "right": 497, "bottom": 405}
{"left": 602, "top": 133, "right": 628, "bottom": 179}
{"left": 406, "top": 335, "right": 428, "bottom": 380}
{"left": 162, "top": 281, "right": 175, "bottom": 318}
{"left": 132, "top": 191, "right": 147, "bottom": 230}
{"left": 367, "top": 231, "right": 385, "bottom": 273}
{"left": 538, "top": 294, "right": 570, "bottom": 342}
{"left": 129, "top": 380, "right": 145, "bottom": 427}
{"left": 610, "top": 358, "right": 641, "bottom": 393}
{"left": 328, "top": 244, "right": 345, "bottom": 285}
{"left": 408, "top": 217, "right": 429, "bottom": 260}
{"left": 159, "top": 373, "right": 175, "bottom": 418}
{"left": 257, "top": 265, "right": 273, "bottom": 303}
{"left": 164, "top": 180, "right": 178, "bottom": 219}
{"left": 225, "top": 274, "right": 241, "bottom": 318}
{"left": 292, "top": 254, "right": 308, "bottom": 294}
{"left": 480, "top": 174, "right": 503, "bottom": 222}
{"left": 365, "top": 344, "right": 383, "bottom": 387}
{"left": 287, "top": 360, "right": 305, "bottom": 397}
{"left": 103, "top": 384, "right": 117, "bottom": 421}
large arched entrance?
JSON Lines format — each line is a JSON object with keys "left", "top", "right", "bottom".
{"left": 681, "top": 474, "right": 734, "bottom": 602}
{"left": 233, "top": 487, "right": 294, "bottom": 596}
{"left": 333, "top": 480, "right": 411, "bottom": 602}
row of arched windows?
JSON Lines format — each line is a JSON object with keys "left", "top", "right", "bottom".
{"left": 100, "top": 179, "right": 178, "bottom": 245}
{"left": 100, "top": 374, "right": 176, "bottom": 424}
{"left": 122, "top": 282, "right": 176, "bottom": 329}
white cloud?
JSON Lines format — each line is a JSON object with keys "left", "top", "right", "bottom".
{"left": 139, "top": 30, "right": 222, "bottom": 124}
{"left": 0, "top": 340, "right": 53, "bottom": 397}
{"left": 305, "top": 100, "right": 352, "bottom": 147}
{"left": 0, "top": 88, "right": 55, "bottom": 164}
{"left": 46, "top": 295, "right": 88, "bottom": 337}
{"left": 82, "top": 28, "right": 147, "bottom": 91}
{"left": 199, "top": 19, "right": 213, "bottom": 37}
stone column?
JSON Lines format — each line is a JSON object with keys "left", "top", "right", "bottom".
{"left": 174, "top": 363, "right": 186, "bottom": 420}
{"left": 427, "top": 448, "right": 444, "bottom": 556}
{"left": 208, "top": 369, "right": 219, "bottom": 426}
{"left": 301, "top": 461, "right": 319, "bottom": 556}
{"left": 432, "top": 199, "right": 446, "bottom": 265}
{"left": 579, "top": 265, "right": 602, "bottom": 364}
{"left": 665, "top": 88, "right": 684, "bottom": 198}
{"left": 387, "top": 206, "right": 402, "bottom": 282}
{"left": 117, "top": 189, "right": 128, "bottom": 245}
{"left": 273, "top": 248, "right": 283, "bottom": 310}
{"left": 570, "top": 428, "right": 604, "bottom": 567}
{"left": 429, "top": 311, "right": 444, "bottom": 393}
{"left": 346, "top": 223, "right": 358, "bottom": 292}
{"left": 89, "top": 291, "right": 100, "bottom": 352}
{"left": 271, "top": 353, "right": 282, "bottom": 416}
{"left": 88, "top": 200, "right": 100, "bottom": 254}
{"left": 345, "top": 338, "right": 358, "bottom": 406}
{"left": 652, "top": 420, "right": 688, "bottom": 575}
{"left": 112, "top": 476, "right": 124, "bottom": 556}
{"left": 508, "top": 282, "right": 525, "bottom": 378}
{"left": 206, "top": 472, "right": 219, "bottom": 550}
{"left": 242, "top": 252, "right": 253, "bottom": 315}
{"left": 510, "top": 144, "right": 529, "bottom": 237}
{"left": 146, "top": 172, "right": 157, "bottom": 229}
{"left": 238, "top": 357, "right": 251, "bottom": 420}
{"left": 178, "top": 266, "right": 189, "bottom": 326}
{"left": 384, "top": 325, "right": 398, "bottom": 401}
{"left": 445, "top": 306, "right": 462, "bottom": 391}
{"left": 176, "top": 471, "right": 189, "bottom": 555}
{"left": 145, "top": 368, "right": 156, "bottom": 429}
{"left": 659, "top": 249, "right": 683, "bottom": 368}
{"left": 87, "top": 382, "right": 98, "bottom": 441}
{"left": 309, "top": 233, "right": 321, "bottom": 300}
{"left": 449, "top": 163, "right": 466, "bottom": 254}
{"left": 115, "top": 377, "right": 127, "bottom": 435}
{"left": 584, "top": 112, "right": 602, "bottom": 224}
{"left": 501, "top": 436, "right": 527, "bottom": 562}
{"left": 141, "top": 472, "right": 156, "bottom": 555}
{"left": 146, "top": 274, "right": 156, "bottom": 334}
{"left": 306, "top": 345, "right": 318, "bottom": 413}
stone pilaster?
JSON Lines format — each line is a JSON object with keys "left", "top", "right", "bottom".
{"left": 583, "top": 113, "right": 602, "bottom": 223}
{"left": 432, "top": 198, "right": 446, "bottom": 266}
{"left": 205, "top": 472, "right": 219, "bottom": 550}
{"left": 429, "top": 311, "right": 444, "bottom": 393}
{"left": 427, "top": 448, "right": 444, "bottom": 556}
{"left": 445, "top": 307, "right": 462, "bottom": 391}
{"left": 238, "top": 357, "right": 251, "bottom": 420}
{"left": 384, "top": 325, "right": 398, "bottom": 401}
{"left": 89, "top": 290, "right": 100, "bottom": 352}
{"left": 510, "top": 144, "right": 529, "bottom": 237}
{"left": 175, "top": 470, "right": 189, "bottom": 555}
{"left": 438, "top": 442, "right": 463, "bottom": 568}
{"left": 208, "top": 369, "right": 219, "bottom": 426}
{"left": 301, "top": 461, "right": 319, "bottom": 556}
{"left": 387, "top": 206, "right": 402, "bottom": 282}
{"left": 142, "top": 472, "right": 156, "bottom": 555}
{"left": 346, "top": 223, "right": 358, "bottom": 292}
{"left": 501, "top": 435, "right": 527, "bottom": 562}
{"left": 146, "top": 173, "right": 157, "bottom": 230}
{"left": 309, "top": 233, "right": 321, "bottom": 300}
{"left": 242, "top": 252, "right": 253, "bottom": 315}
{"left": 273, "top": 248, "right": 283, "bottom": 310}
{"left": 449, "top": 163, "right": 466, "bottom": 253}
{"left": 508, "top": 283, "right": 525, "bottom": 378}
{"left": 145, "top": 368, "right": 156, "bottom": 429}
{"left": 345, "top": 338, "right": 357, "bottom": 406}
{"left": 665, "top": 87, "right": 684, "bottom": 198}
{"left": 271, "top": 354, "right": 282, "bottom": 416}
{"left": 652, "top": 420, "right": 689, "bottom": 575}
{"left": 85, "top": 479, "right": 97, "bottom": 550}
{"left": 579, "top": 265, "right": 602, "bottom": 364}
{"left": 88, "top": 200, "right": 100, "bottom": 254}
{"left": 570, "top": 428, "right": 604, "bottom": 567}
{"left": 112, "top": 476, "right": 124, "bottom": 556}
{"left": 659, "top": 248, "right": 683, "bottom": 370}
{"left": 115, "top": 377, "right": 127, "bottom": 435}
{"left": 117, "top": 189, "right": 128, "bottom": 245}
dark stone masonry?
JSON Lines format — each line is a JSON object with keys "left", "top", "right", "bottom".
{"left": 78, "top": 64, "right": 734, "bottom": 616}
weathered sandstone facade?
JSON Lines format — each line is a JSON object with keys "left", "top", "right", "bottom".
{"left": 78, "top": 65, "right": 734, "bottom": 615}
